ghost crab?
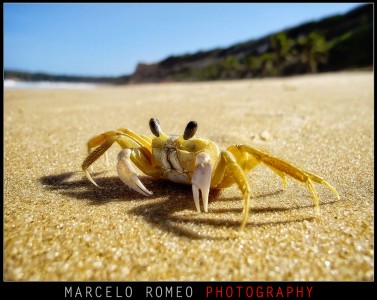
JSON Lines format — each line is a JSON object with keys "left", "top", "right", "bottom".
{"left": 82, "top": 118, "right": 339, "bottom": 230}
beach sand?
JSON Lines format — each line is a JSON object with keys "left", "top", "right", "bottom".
{"left": 4, "top": 72, "right": 373, "bottom": 281}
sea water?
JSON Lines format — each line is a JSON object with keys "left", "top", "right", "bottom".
{"left": 4, "top": 79, "right": 98, "bottom": 89}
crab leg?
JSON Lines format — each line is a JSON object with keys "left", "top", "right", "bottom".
{"left": 82, "top": 136, "right": 119, "bottom": 187}
{"left": 191, "top": 152, "right": 212, "bottom": 213}
{"left": 87, "top": 129, "right": 152, "bottom": 153}
{"left": 117, "top": 149, "right": 153, "bottom": 196}
{"left": 86, "top": 129, "right": 155, "bottom": 173}
{"left": 236, "top": 145, "right": 339, "bottom": 216}
{"left": 227, "top": 145, "right": 287, "bottom": 190}
{"left": 83, "top": 131, "right": 157, "bottom": 191}
{"left": 210, "top": 150, "right": 253, "bottom": 230}
{"left": 220, "top": 151, "right": 252, "bottom": 230}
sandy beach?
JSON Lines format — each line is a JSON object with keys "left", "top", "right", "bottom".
{"left": 4, "top": 71, "right": 373, "bottom": 281}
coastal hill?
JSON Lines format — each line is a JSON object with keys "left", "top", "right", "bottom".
{"left": 130, "top": 4, "right": 372, "bottom": 83}
{"left": 5, "top": 4, "right": 372, "bottom": 84}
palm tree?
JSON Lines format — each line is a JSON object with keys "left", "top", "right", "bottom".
{"left": 296, "top": 32, "right": 329, "bottom": 73}
{"left": 270, "top": 32, "right": 294, "bottom": 75}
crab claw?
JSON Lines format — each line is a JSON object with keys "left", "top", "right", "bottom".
{"left": 117, "top": 149, "right": 153, "bottom": 196}
{"left": 191, "top": 152, "right": 212, "bottom": 213}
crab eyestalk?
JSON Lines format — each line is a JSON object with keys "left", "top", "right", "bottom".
{"left": 149, "top": 118, "right": 162, "bottom": 137}
{"left": 183, "top": 121, "right": 198, "bottom": 140}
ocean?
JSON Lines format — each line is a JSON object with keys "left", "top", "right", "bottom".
{"left": 4, "top": 79, "right": 98, "bottom": 89}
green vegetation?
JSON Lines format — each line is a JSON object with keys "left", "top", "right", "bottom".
{"left": 168, "top": 4, "right": 372, "bottom": 82}
{"left": 327, "top": 18, "right": 372, "bottom": 70}
{"left": 171, "top": 23, "right": 372, "bottom": 82}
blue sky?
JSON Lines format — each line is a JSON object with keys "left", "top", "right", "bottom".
{"left": 4, "top": 3, "right": 363, "bottom": 77}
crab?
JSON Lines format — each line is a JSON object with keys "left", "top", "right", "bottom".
{"left": 82, "top": 118, "right": 339, "bottom": 230}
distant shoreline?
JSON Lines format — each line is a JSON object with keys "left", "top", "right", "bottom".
{"left": 4, "top": 79, "right": 101, "bottom": 90}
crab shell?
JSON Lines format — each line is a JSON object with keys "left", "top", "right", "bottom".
{"left": 151, "top": 134, "right": 220, "bottom": 184}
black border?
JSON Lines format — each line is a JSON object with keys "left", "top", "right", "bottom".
{"left": 1, "top": 281, "right": 376, "bottom": 299}
{"left": 2, "top": 2, "right": 375, "bottom": 300}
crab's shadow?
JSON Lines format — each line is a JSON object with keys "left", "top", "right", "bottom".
{"left": 40, "top": 171, "right": 324, "bottom": 239}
